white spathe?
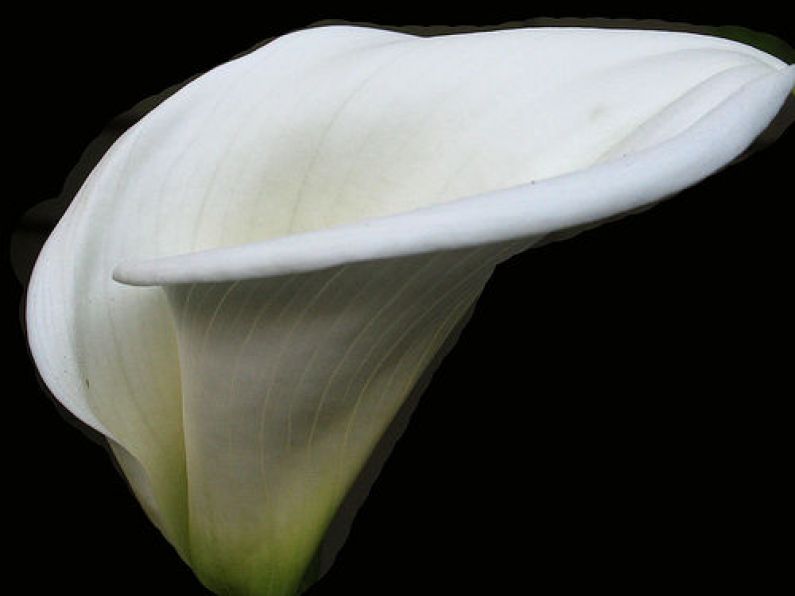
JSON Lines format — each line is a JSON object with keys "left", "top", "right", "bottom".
{"left": 26, "top": 24, "right": 794, "bottom": 595}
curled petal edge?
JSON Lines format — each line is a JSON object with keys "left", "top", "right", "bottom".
{"left": 114, "top": 63, "right": 795, "bottom": 287}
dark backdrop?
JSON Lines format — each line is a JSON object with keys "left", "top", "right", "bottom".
{"left": 6, "top": 4, "right": 792, "bottom": 594}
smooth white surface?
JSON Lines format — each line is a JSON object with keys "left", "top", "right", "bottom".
{"left": 25, "top": 24, "right": 794, "bottom": 594}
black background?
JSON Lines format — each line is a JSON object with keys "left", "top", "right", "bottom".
{"left": 6, "top": 4, "right": 792, "bottom": 594}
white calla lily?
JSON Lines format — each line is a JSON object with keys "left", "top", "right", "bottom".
{"left": 25, "top": 23, "right": 794, "bottom": 595}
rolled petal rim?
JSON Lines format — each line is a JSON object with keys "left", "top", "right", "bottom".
{"left": 113, "top": 63, "right": 795, "bottom": 287}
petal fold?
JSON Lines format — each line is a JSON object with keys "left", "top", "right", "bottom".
{"left": 163, "top": 243, "right": 522, "bottom": 592}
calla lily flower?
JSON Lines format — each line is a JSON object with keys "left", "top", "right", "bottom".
{"left": 25, "top": 23, "right": 794, "bottom": 595}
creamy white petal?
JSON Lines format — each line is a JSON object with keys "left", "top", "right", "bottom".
{"left": 26, "top": 24, "right": 794, "bottom": 595}
{"left": 163, "top": 242, "right": 525, "bottom": 593}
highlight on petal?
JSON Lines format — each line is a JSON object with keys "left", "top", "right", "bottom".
{"left": 24, "top": 22, "right": 794, "bottom": 595}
